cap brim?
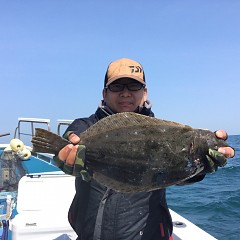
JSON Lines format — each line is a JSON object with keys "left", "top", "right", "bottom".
{"left": 106, "top": 75, "right": 145, "bottom": 86}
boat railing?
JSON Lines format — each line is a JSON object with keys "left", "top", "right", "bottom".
{"left": 13, "top": 118, "right": 73, "bottom": 141}
{"left": 14, "top": 118, "right": 51, "bottom": 139}
{"left": 57, "top": 119, "right": 73, "bottom": 136}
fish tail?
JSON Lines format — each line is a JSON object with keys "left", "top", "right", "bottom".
{"left": 31, "top": 128, "right": 70, "bottom": 154}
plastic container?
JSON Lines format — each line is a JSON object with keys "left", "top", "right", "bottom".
{"left": 10, "top": 173, "right": 77, "bottom": 240}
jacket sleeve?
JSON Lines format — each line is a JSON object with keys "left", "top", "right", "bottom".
{"left": 63, "top": 117, "right": 95, "bottom": 139}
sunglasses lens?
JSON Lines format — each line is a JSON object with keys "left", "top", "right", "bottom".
{"left": 128, "top": 83, "right": 143, "bottom": 91}
{"left": 108, "top": 83, "right": 144, "bottom": 92}
{"left": 108, "top": 84, "right": 124, "bottom": 92}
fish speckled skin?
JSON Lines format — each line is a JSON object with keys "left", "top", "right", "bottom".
{"left": 32, "top": 112, "right": 228, "bottom": 192}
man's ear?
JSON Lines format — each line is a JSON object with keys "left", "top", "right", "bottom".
{"left": 143, "top": 87, "right": 148, "bottom": 101}
{"left": 102, "top": 88, "right": 107, "bottom": 100}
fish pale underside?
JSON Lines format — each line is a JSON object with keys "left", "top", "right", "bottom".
{"left": 31, "top": 112, "right": 228, "bottom": 192}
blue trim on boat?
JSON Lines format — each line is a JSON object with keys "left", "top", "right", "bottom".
{"left": 0, "top": 148, "right": 59, "bottom": 174}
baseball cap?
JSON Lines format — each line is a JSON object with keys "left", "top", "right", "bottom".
{"left": 104, "top": 58, "right": 146, "bottom": 87}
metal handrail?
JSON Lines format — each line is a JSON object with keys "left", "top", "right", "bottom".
{"left": 57, "top": 119, "right": 73, "bottom": 135}
{"left": 14, "top": 118, "right": 51, "bottom": 139}
{"left": 13, "top": 118, "right": 73, "bottom": 141}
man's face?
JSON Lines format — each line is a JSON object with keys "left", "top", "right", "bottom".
{"left": 103, "top": 78, "right": 148, "bottom": 113}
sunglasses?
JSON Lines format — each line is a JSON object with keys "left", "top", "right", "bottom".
{"left": 106, "top": 83, "right": 145, "bottom": 92}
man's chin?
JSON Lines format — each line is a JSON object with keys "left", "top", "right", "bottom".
{"left": 118, "top": 107, "right": 135, "bottom": 113}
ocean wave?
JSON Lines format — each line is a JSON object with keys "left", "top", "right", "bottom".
{"left": 168, "top": 135, "right": 240, "bottom": 239}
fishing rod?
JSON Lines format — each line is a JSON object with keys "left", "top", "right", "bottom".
{"left": 0, "top": 133, "right": 10, "bottom": 137}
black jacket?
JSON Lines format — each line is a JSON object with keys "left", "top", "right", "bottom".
{"left": 65, "top": 104, "right": 204, "bottom": 240}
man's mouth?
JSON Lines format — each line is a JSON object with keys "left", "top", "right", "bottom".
{"left": 119, "top": 102, "right": 133, "bottom": 107}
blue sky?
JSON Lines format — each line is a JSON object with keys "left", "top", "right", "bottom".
{"left": 1, "top": 0, "right": 240, "bottom": 145}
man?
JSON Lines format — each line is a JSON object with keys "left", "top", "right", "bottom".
{"left": 54, "top": 58, "right": 234, "bottom": 240}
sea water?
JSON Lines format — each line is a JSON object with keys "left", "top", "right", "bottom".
{"left": 167, "top": 135, "right": 240, "bottom": 239}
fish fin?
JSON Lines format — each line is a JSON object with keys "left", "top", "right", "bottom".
{"left": 80, "top": 112, "right": 191, "bottom": 140}
{"left": 31, "top": 128, "right": 70, "bottom": 154}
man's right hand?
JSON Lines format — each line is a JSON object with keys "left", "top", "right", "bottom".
{"left": 54, "top": 133, "right": 90, "bottom": 180}
{"left": 58, "top": 133, "right": 80, "bottom": 166}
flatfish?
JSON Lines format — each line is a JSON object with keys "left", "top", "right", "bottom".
{"left": 32, "top": 112, "right": 228, "bottom": 192}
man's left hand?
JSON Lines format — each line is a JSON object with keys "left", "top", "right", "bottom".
{"left": 205, "top": 130, "right": 235, "bottom": 172}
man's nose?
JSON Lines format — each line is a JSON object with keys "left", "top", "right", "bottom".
{"left": 120, "top": 86, "right": 131, "bottom": 96}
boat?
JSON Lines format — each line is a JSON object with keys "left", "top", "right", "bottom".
{"left": 0, "top": 118, "right": 217, "bottom": 239}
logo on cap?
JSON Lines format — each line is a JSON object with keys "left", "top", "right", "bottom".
{"left": 129, "top": 66, "right": 143, "bottom": 73}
